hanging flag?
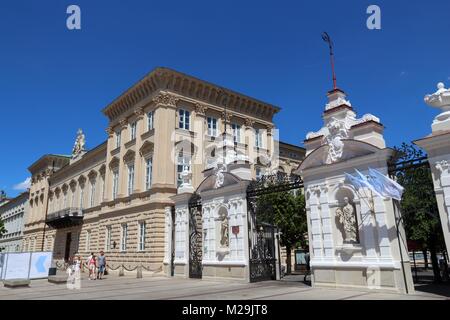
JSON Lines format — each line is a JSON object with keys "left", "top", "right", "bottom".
{"left": 344, "top": 172, "right": 364, "bottom": 189}
{"left": 354, "top": 169, "right": 385, "bottom": 198}
{"left": 368, "top": 168, "right": 404, "bottom": 201}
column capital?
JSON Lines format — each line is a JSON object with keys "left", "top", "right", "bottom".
{"left": 153, "top": 92, "right": 179, "bottom": 108}
{"left": 195, "top": 103, "right": 208, "bottom": 116}
{"left": 134, "top": 107, "right": 145, "bottom": 119}
{"left": 106, "top": 126, "right": 114, "bottom": 137}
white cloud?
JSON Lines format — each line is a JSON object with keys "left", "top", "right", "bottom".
{"left": 13, "top": 177, "right": 31, "bottom": 191}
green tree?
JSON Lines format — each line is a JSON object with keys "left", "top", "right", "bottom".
{"left": 390, "top": 143, "right": 445, "bottom": 282}
{"left": 255, "top": 188, "right": 307, "bottom": 274}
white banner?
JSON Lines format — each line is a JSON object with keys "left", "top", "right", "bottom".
{"left": 29, "top": 252, "right": 53, "bottom": 279}
{"left": 3, "top": 252, "right": 31, "bottom": 280}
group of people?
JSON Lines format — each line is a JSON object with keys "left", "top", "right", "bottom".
{"left": 66, "top": 251, "right": 107, "bottom": 289}
{"left": 85, "top": 251, "right": 107, "bottom": 280}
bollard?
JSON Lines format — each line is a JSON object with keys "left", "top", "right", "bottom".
{"left": 137, "top": 266, "right": 143, "bottom": 279}
{"left": 119, "top": 266, "right": 125, "bottom": 277}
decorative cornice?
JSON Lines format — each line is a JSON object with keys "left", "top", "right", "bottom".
{"left": 101, "top": 67, "right": 280, "bottom": 123}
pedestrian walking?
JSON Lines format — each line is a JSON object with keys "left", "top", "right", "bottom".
{"left": 87, "top": 252, "right": 97, "bottom": 280}
{"left": 97, "top": 251, "right": 106, "bottom": 280}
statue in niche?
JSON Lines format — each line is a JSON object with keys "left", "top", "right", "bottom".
{"left": 219, "top": 211, "right": 229, "bottom": 248}
{"left": 335, "top": 197, "right": 358, "bottom": 243}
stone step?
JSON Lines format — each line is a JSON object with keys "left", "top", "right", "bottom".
{"left": 48, "top": 275, "right": 68, "bottom": 284}
{"left": 3, "top": 279, "right": 31, "bottom": 288}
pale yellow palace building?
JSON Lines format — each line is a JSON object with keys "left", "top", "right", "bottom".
{"left": 22, "top": 67, "right": 304, "bottom": 269}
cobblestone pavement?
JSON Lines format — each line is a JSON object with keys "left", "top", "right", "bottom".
{"left": 0, "top": 275, "right": 448, "bottom": 300}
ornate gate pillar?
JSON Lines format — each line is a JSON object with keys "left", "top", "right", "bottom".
{"left": 298, "top": 88, "right": 414, "bottom": 294}
{"left": 414, "top": 82, "right": 450, "bottom": 255}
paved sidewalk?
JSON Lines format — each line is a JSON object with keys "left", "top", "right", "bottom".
{"left": 0, "top": 275, "right": 448, "bottom": 300}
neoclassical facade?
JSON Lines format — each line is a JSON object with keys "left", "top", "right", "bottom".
{"left": 22, "top": 67, "right": 304, "bottom": 269}
{"left": 0, "top": 192, "right": 29, "bottom": 252}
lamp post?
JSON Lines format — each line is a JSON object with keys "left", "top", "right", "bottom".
{"left": 322, "top": 32, "right": 337, "bottom": 90}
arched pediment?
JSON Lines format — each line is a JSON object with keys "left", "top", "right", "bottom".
{"left": 78, "top": 175, "right": 86, "bottom": 185}
{"left": 123, "top": 150, "right": 136, "bottom": 163}
{"left": 99, "top": 164, "right": 106, "bottom": 176}
{"left": 139, "top": 141, "right": 154, "bottom": 157}
{"left": 196, "top": 171, "right": 242, "bottom": 193}
{"left": 299, "top": 139, "right": 382, "bottom": 172}
{"left": 88, "top": 170, "right": 97, "bottom": 180}
{"left": 109, "top": 156, "right": 120, "bottom": 169}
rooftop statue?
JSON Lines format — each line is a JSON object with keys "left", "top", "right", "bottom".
{"left": 72, "top": 129, "right": 86, "bottom": 158}
{"left": 424, "top": 82, "right": 450, "bottom": 132}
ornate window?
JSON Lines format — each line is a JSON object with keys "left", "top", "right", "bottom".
{"left": 207, "top": 117, "right": 218, "bottom": 137}
{"left": 130, "top": 121, "right": 137, "bottom": 140}
{"left": 121, "top": 224, "right": 128, "bottom": 252}
{"left": 112, "top": 169, "right": 119, "bottom": 200}
{"left": 145, "top": 157, "right": 153, "bottom": 191}
{"left": 232, "top": 123, "right": 241, "bottom": 143}
{"left": 90, "top": 181, "right": 96, "bottom": 207}
{"left": 179, "top": 109, "right": 190, "bottom": 130}
{"left": 138, "top": 221, "right": 146, "bottom": 251}
{"left": 116, "top": 130, "right": 121, "bottom": 148}
{"left": 86, "top": 230, "right": 91, "bottom": 251}
{"left": 79, "top": 187, "right": 84, "bottom": 209}
{"left": 127, "top": 164, "right": 135, "bottom": 196}
{"left": 255, "top": 129, "right": 263, "bottom": 148}
{"left": 147, "top": 111, "right": 154, "bottom": 131}
{"left": 105, "top": 226, "right": 111, "bottom": 251}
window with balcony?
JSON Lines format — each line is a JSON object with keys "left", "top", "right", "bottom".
{"left": 207, "top": 117, "right": 218, "bottom": 137}
{"left": 232, "top": 123, "right": 241, "bottom": 143}
{"left": 127, "top": 164, "right": 135, "bottom": 196}
{"left": 147, "top": 111, "right": 154, "bottom": 131}
{"left": 178, "top": 109, "right": 190, "bottom": 130}
{"left": 138, "top": 221, "right": 146, "bottom": 251}
{"left": 145, "top": 157, "right": 153, "bottom": 191}
{"left": 130, "top": 121, "right": 137, "bottom": 140}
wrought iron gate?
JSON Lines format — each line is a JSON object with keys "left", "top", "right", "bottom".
{"left": 188, "top": 193, "right": 203, "bottom": 279}
{"left": 388, "top": 149, "right": 448, "bottom": 284}
{"left": 247, "top": 172, "right": 304, "bottom": 282}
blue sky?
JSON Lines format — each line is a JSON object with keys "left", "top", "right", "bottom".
{"left": 1, "top": 0, "right": 449, "bottom": 197}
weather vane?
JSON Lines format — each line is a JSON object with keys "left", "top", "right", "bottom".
{"left": 322, "top": 32, "right": 337, "bottom": 90}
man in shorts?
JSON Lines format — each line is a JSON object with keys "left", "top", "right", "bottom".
{"left": 97, "top": 251, "right": 107, "bottom": 280}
